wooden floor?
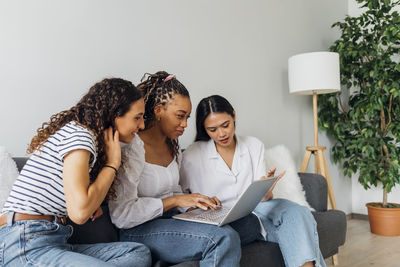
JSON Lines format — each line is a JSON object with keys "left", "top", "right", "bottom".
{"left": 325, "top": 219, "right": 400, "bottom": 267}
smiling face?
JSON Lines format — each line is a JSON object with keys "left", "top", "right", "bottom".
{"left": 114, "top": 98, "right": 145, "bottom": 143}
{"left": 204, "top": 111, "right": 236, "bottom": 148}
{"left": 155, "top": 94, "right": 192, "bottom": 140}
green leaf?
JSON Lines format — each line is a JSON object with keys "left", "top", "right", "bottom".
{"left": 319, "top": 0, "right": 400, "bottom": 202}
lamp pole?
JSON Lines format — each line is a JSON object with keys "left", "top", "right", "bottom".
{"left": 289, "top": 51, "right": 340, "bottom": 266}
{"left": 300, "top": 92, "right": 337, "bottom": 211}
{"left": 313, "top": 91, "right": 318, "bottom": 147}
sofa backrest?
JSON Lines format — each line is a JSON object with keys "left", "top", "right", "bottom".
{"left": 298, "top": 173, "right": 327, "bottom": 212}
{"left": 13, "top": 157, "right": 28, "bottom": 173}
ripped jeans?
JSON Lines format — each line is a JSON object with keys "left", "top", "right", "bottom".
{"left": 250, "top": 199, "right": 326, "bottom": 267}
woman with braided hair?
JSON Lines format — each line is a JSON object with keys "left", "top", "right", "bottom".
{"left": 109, "top": 71, "right": 241, "bottom": 267}
{"left": 0, "top": 78, "right": 151, "bottom": 267}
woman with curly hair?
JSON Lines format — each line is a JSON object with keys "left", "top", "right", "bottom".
{"left": 0, "top": 78, "right": 151, "bottom": 267}
{"left": 109, "top": 71, "right": 241, "bottom": 267}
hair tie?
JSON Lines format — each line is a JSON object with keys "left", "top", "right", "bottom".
{"left": 163, "top": 74, "right": 176, "bottom": 83}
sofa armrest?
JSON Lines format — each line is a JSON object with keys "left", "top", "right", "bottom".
{"left": 313, "top": 210, "right": 347, "bottom": 258}
{"left": 298, "top": 172, "right": 327, "bottom": 212}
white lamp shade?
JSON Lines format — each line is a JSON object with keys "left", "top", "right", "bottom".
{"left": 288, "top": 52, "right": 340, "bottom": 95}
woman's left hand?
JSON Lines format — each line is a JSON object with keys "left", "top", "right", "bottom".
{"left": 90, "top": 206, "right": 103, "bottom": 221}
{"left": 266, "top": 167, "right": 276, "bottom": 178}
{"left": 104, "top": 127, "right": 121, "bottom": 170}
{"left": 186, "top": 196, "right": 222, "bottom": 211}
{"left": 261, "top": 169, "right": 286, "bottom": 201}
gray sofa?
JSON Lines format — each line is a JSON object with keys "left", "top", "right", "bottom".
{"left": 13, "top": 157, "right": 346, "bottom": 267}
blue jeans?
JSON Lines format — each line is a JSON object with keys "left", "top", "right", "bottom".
{"left": 246, "top": 199, "right": 326, "bottom": 267}
{"left": 119, "top": 210, "right": 241, "bottom": 267}
{"left": 0, "top": 213, "right": 151, "bottom": 267}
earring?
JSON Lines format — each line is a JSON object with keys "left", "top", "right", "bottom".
{"left": 157, "top": 117, "right": 161, "bottom": 121}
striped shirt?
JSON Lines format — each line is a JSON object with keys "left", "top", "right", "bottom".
{"left": 2, "top": 121, "right": 97, "bottom": 216}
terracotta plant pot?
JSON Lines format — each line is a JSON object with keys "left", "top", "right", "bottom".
{"left": 366, "top": 202, "right": 400, "bottom": 236}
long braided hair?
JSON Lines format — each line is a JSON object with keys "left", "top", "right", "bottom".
{"left": 137, "top": 71, "right": 190, "bottom": 160}
{"left": 28, "top": 78, "right": 142, "bottom": 199}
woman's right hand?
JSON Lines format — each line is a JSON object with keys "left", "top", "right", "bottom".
{"left": 104, "top": 127, "right": 121, "bottom": 170}
{"left": 175, "top": 193, "right": 220, "bottom": 210}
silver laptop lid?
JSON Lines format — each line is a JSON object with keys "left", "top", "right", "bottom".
{"left": 219, "top": 177, "right": 278, "bottom": 225}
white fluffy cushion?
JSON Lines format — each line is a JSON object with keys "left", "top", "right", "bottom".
{"left": 0, "top": 146, "right": 19, "bottom": 210}
{"left": 265, "top": 145, "right": 314, "bottom": 211}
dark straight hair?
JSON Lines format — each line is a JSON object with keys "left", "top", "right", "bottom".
{"left": 195, "top": 95, "right": 235, "bottom": 141}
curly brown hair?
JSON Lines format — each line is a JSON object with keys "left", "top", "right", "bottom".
{"left": 137, "top": 71, "right": 190, "bottom": 160}
{"left": 28, "top": 78, "right": 142, "bottom": 199}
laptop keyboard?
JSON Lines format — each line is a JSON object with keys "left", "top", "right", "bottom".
{"left": 191, "top": 206, "right": 230, "bottom": 222}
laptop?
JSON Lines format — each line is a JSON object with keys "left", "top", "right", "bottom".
{"left": 173, "top": 176, "right": 278, "bottom": 226}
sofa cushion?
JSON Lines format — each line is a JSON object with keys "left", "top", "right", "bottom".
{"left": 0, "top": 148, "right": 19, "bottom": 210}
{"left": 167, "top": 241, "right": 285, "bottom": 267}
{"left": 265, "top": 145, "right": 313, "bottom": 210}
{"left": 240, "top": 241, "right": 285, "bottom": 267}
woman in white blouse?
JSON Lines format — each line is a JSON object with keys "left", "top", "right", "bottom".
{"left": 180, "top": 95, "right": 326, "bottom": 267}
{"left": 108, "top": 72, "right": 241, "bottom": 267}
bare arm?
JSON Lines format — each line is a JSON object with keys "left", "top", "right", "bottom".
{"left": 63, "top": 128, "right": 121, "bottom": 224}
{"left": 63, "top": 150, "right": 116, "bottom": 224}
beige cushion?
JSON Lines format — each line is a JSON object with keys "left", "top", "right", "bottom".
{"left": 0, "top": 147, "right": 19, "bottom": 210}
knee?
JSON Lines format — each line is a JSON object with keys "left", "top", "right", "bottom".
{"left": 275, "top": 198, "right": 300, "bottom": 209}
{"left": 130, "top": 243, "right": 152, "bottom": 267}
{"left": 217, "top": 226, "right": 241, "bottom": 250}
{"left": 136, "top": 242, "right": 151, "bottom": 256}
{"left": 226, "top": 227, "right": 241, "bottom": 243}
{"left": 281, "top": 201, "right": 314, "bottom": 223}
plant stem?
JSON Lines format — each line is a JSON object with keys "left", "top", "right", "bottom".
{"left": 338, "top": 95, "right": 349, "bottom": 121}
{"left": 380, "top": 109, "right": 391, "bottom": 206}
{"left": 380, "top": 109, "right": 385, "bottom": 132}
{"left": 383, "top": 187, "right": 388, "bottom": 207}
{"left": 384, "top": 93, "right": 393, "bottom": 133}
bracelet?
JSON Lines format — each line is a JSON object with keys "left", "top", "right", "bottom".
{"left": 104, "top": 165, "right": 118, "bottom": 176}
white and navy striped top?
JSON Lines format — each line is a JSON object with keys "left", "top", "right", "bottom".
{"left": 2, "top": 121, "right": 97, "bottom": 216}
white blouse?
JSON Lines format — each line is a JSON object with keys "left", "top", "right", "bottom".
{"left": 180, "top": 136, "right": 267, "bottom": 238}
{"left": 108, "top": 135, "right": 183, "bottom": 229}
{"left": 180, "top": 136, "right": 267, "bottom": 208}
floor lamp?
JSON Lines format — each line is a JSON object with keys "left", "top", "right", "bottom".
{"left": 288, "top": 52, "right": 341, "bottom": 265}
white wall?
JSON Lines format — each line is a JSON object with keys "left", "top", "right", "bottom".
{"left": 347, "top": 0, "right": 400, "bottom": 215}
{"left": 0, "top": 0, "right": 351, "bottom": 213}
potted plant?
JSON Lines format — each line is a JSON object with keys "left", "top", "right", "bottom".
{"left": 318, "top": 0, "right": 400, "bottom": 236}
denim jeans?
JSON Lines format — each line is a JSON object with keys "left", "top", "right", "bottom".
{"left": 119, "top": 210, "right": 241, "bottom": 267}
{"left": 250, "top": 198, "right": 326, "bottom": 267}
{"left": 0, "top": 213, "right": 151, "bottom": 267}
